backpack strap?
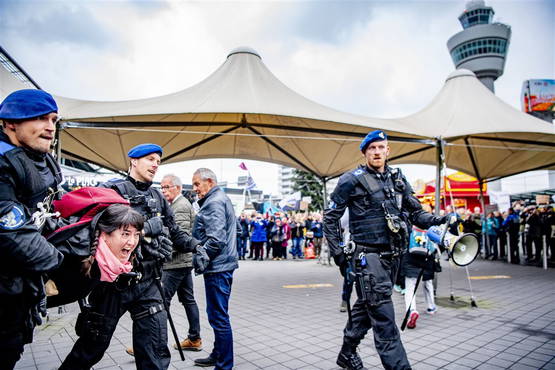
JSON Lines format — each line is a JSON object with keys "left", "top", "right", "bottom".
{"left": 352, "top": 166, "right": 381, "bottom": 196}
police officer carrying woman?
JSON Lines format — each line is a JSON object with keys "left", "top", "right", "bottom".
{"left": 0, "top": 90, "right": 64, "bottom": 370}
{"left": 60, "top": 144, "right": 200, "bottom": 370}
{"left": 324, "top": 130, "right": 447, "bottom": 370}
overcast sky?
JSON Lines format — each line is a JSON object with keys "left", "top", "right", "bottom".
{"left": 1, "top": 0, "right": 553, "bottom": 194}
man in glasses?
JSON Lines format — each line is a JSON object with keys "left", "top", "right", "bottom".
{"left": 0, "top": 89, "right": 64, "bottom": 369}
{"left": 160, "top": 173, "right": 202, "bottom": 352}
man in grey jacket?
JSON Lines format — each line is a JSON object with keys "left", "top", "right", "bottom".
{"left": 160, "top": 174, "right": 202, "bottom": 351}
{"left": 191, "top": 168, "right": 238, "bottom": 370}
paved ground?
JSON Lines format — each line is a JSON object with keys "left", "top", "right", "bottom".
{"left": 15, "top": 257, "right": 555, "bottom": 370}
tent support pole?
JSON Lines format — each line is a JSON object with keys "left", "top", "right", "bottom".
{"left": 321, "top": 177, "right": 328, "bottom": 210}
{"left": 434, "top": 138, "right": 443, "bottom": 216}
{"left": 464, "top": 136, "right": 488, "bottom": 258}
{"left": 54, "top": 120, "right": 63, "bottom": 164}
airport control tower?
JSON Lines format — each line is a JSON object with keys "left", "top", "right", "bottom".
{"left": 447, "top": 0, "right": 511, "bottom": 92}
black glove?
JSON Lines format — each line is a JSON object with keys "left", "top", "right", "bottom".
{"left": 143, "top": 235, "right": 173, "bottom": 260}
{"left": 333, "top": 253, "right": 348, "bottom": 277}
{"left": 144, "top": 216, "right": 164, "bottom": 237}
{"left": 193, "top": 245, "right": 210, "bottom": 275}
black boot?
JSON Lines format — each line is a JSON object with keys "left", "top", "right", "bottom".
{"left": 194, "top": 355, "right": 216, "bottom": 367}
{"left": 337, "top": 347, "right": 365, "bottom": 370}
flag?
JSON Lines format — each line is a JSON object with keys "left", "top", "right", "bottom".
{"left": 239, "top": 162, "right": 248, "bottom": 171}
{"left": 246, "top": 175, "right": 256, "bottom": 190}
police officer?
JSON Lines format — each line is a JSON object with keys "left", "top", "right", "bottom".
{"left": 0, "top": 89, "right": 64, "bottom": 370}
{"left": 323, "top": 130, "right": 446, "bottom": 370}
{"left": 59, "top": 143, "right": 199, "bottom": 370}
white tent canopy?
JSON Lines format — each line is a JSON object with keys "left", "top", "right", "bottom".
{"left": 2, "top": 46, "right": 552, "bottom": 181}
{"left": 56, "top": 47, "right": 430, "bottom": 177}
{"left": 393, "top": 69, "right": 555, "bottom": 181}
{"left": 0, "top": 57, "right": 32, "bottom": 100}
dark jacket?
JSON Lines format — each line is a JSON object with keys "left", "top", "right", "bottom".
{"left": 289, "top": 222, "right": 304, "bottom": 238}
{"left": 0, "top": 132, "right": 64, "bottom": 345}
{"left": 502, "top": 213, "right": 520, "bottom": 234}
{"left": 269, "top": 223, "right": 285, "bottom": 243}
{"left": 526, "top": 212, "right": 543, "bottom": 238}
{"left": 324, "top": 165, "right": 443, "bottom": 257}
{"left": 192, "top": 186, "right": 238, "bottom": 274}
{"left": 310, "top": 221, "right": 324, "bottom": 238}
{"left": 239, "top": 218, "right": 250, "bottom": 238}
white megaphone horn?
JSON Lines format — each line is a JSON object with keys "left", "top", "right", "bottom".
{"left": 426, "top": 225, "right": 479, "bottom": 267}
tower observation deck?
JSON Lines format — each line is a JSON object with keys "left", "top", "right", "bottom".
{"left": 447, "top": 0, "right": 511, "bottom": 92}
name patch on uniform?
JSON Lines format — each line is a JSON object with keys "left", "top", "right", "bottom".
{"left": 0, "top": 205, "right": 25, "bottom": 230}
{"left": 353, "top": 169, "right": 364, "bottom": 176}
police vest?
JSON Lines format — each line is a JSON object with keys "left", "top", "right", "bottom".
{"left": 348, "top": 165, "right": 406, "bottom": 246}
{"left": 105, "top": 179, "right": 164, "bottom": 220}
{"left": 0, "top": 140, "right": 62, "bottom": 214}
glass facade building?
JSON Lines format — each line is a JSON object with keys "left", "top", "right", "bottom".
{"left": 451, "top": 38, "right": 508, "bottom": 64}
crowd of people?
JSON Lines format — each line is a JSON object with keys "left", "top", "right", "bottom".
{"left": 447, "top": 203, "right": 555, "bottom": 266}
{"left": 236, "top": 211, "right": 325, "bottom": 261}
{"left": 237, "top": 212, "right": 324, "bottom": 261}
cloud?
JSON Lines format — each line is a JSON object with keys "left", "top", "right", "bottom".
{"left": 286, "top": 1, "right": 375, "bottom": 44}
{"left": 0, "top": 0, "right": 120, "bottom": 51}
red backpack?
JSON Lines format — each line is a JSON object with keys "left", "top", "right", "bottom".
{"left": 46, "top": 187, "right": 130, "bottom": 307}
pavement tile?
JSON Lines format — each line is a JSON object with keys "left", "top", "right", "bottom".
{"left": 496, "top": 352, "right": 526, "bottom": 363}
{"left": 456, "top": 357, "right": 483, "bottom": 368}
{"left": 441, "top": 364, "right": 472, "bottom": 370}
{"left": 508, "top": 363, "right": 539, "bottom": 370}
{"left": 412, "top": 362, "right": 438, "bottom": 370}
{"left": 474, "top": 364, "right": 505, "bottom": 370}
{"left": 435, "top": 350, "right": 463, "bottom": 362}
{"left": 484, "top": 357, "right": 515, "bottom": 368}
{"left": 421, "top": 356, "right": 451, "bottom": 367}
{"left": 517, "top": 356, "right": 551, "bottom": 368}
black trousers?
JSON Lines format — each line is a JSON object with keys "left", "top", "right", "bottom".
{"left": 0, "top": 295, "right": 36, "bottom": 370}
{"left": 342, "top": 253, "right": 411, "bottom": 370}
{"left": 162, "top": 267, "right": 201, "bottom": 341}
{"left": 271, "top": 241, "right": 282, "bottom": 258}
{"left": 525, "top": 235, "right": 543, "bottom": 261}
{"left": 508, "top": 232, "right": 520, "bottom": 264}
{"left": 60, "top": 278, "right": 170, "bottom": 370}
{"left": 251, "top": 241, "right": 264, "bottom": 260}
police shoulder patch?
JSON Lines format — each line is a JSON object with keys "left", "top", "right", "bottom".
{"left": 0, "top": 141, "right": 15, "bottom": 156}
{"left": 353, "top": 169, "right": 364, "bottom": 176}
{"left": 0, "top": 204, "right": 26, "bottom": 230}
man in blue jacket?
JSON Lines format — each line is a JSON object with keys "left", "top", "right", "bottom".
{"left": 191, "top": 168, "right": 238, "bottom": 370}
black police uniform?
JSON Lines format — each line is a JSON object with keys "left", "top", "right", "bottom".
{"left": 0, "top": 132, "right": 64, "bottom": 369}
{"left": 60, "top": 176, "right": 198, "bottom": 370}
{"left": 324, "top": 164, "right": 444, "bottom": 370}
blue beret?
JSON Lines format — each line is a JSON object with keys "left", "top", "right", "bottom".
{"left": 0, "top": 89, "right": 58, "bottom": 120}
{"left": 360, "top": 130, "right": 387, "bottom": 152}
{"left": 127, "top": 143, "right": 163, "bottom": 158}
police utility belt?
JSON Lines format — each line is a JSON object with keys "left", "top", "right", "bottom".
{"left": 344, "top": 240, "right": 396, "bottom": 258}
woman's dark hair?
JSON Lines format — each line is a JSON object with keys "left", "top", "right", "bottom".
{"left": 83, "top": 204, "right": 144, "bottom": 276}
{"left": 96, "top": 204, "right": 144, "bottom": 234}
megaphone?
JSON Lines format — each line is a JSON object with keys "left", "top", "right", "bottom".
{"left": 426, "top": 225, "right": 479, "bottom": 266}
